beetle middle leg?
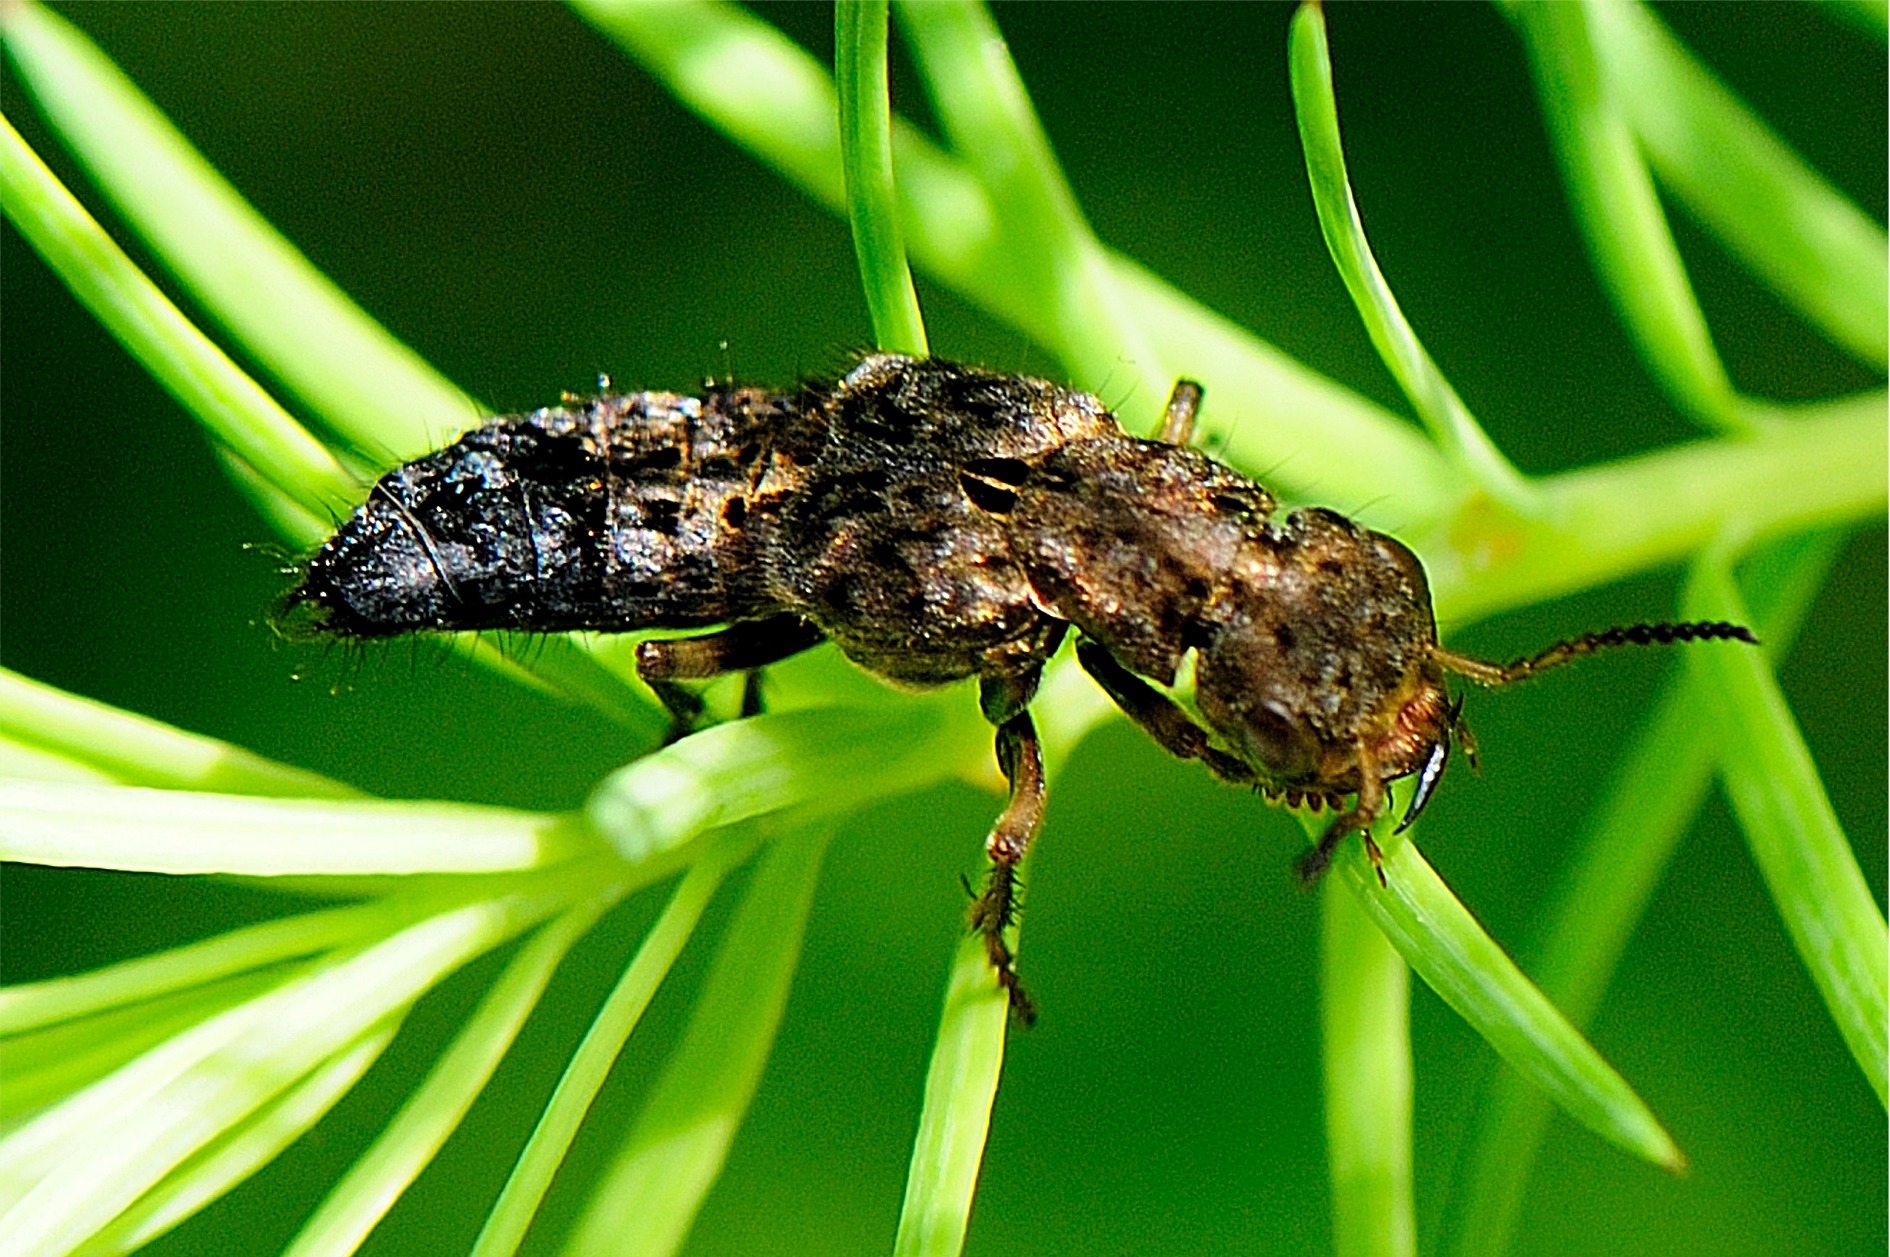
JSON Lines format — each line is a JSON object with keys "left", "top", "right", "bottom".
{"left": 970, "top": 669, "right": 1047, "bottom": 1024}
{"left": 635, "top": 613, "right": 825, "bottom": 740}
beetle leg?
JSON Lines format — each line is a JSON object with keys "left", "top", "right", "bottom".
{"left": 1075, "top": 640, "right": 1255, "bottom": 784}
{"left": 1157, "top": 378, "right": 1205, "bottom": 446}
{"left": 971, "top": 671, "right": 1046, "bottom": 1024}
{"left": 635, "top": 614, "right": 825, "bottom": 741}
{"left": 1294, "top": 743, "right": 1388, "bottom": 886}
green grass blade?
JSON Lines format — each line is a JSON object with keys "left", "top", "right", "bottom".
{"left": 1592, "top": 0, "right": 1887, "bottom": 369}
{"left": 1334, "top": 834, "right": 1682, "bottom": 1170}
{"left": 0, "top": 897, "right": 553, "bottom": 1256}
{"left": 1443, "top": 530, "right": 1845, "bottom": 1257}
{"left": 471, "top": 829, "right": 756, "bottom": 1257}
{"left": 0, "top": 780, "right": 588, "bottom": 876}
{"left": 1286, "top": 4, "right": 1535, "bottom": 514}
{"left": 1505, "top": 0, "right": 1744, "bottom": 432}
{"left": 586, "top": 702, "right": 982, "bottom": 867}
{"left": 836, "top": 0, "right": 927, "bottom": 356}
{"left": 1812, "top": 0, "right": 1889, "bottom": 41}
{"left": 2, "top": 969, "right": 302, "bottom": 1124}
{"left": 1439, "top": 392, "right": 1886, "bottom": 622}
{"left": 79, "top": 1026, "right": 396, "bottom": 1257}
{"left": 892, "top": 0, "right": 1167, "bottom": 423}
{"left": 1684, "top": 556, "right": 1889, "bottom": 1104}
{"left": 0, "top": 114, "right": 355, "bottom": 519}
{"left": 564, "top": 825, "right": 832, "bottom": 1257}
{"left": 0, "top": 668, "right": 355, "bottom": 798}
{"left": 892, "top": 933, "right": 1013, "bottom": 1257}
{"left": 1321, "top": 878, "right": 1415, "bottom": 1257}
{"left": 2, "top": 1, "right": 480, "bottom": 459}
{"left": 580, "top": 0, "right": 1881, "bottom": 567}
{"left": 570, "top": 0, "right": 849, "bottom": 207}
{"left": 892, "top": 664, "right": 1096, "bottom": 1257}
{"left": 0, "top": 901, "right": 408, "bottom": 1035}
{"left": 0, "top": 735, "right": 115, "bottom": 785}
{"left": 442, "top": 633, "right": 670, "bottom": 737}
{"left": 282, "top": 899, "right": 616, "bottom": 1257}
{"left": 574, "top": 0, "right": 1455, "bottom": 515}
{"left": 208, "top": 446, "right": 330, "bottom": 547}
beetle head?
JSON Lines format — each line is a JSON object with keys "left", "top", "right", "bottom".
{"left": 1193, "top": 508, "right": 1453, "bottom": 809}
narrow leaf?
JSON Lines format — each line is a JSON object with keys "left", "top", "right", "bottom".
{"left": 471, "top": 829, "right": 756, "bottom": 1257}
{"left": 1287, "top": 3, "right": 1535, "bottom": 513}
{"left": 564, "top": 825, "right": 832, "bottom": 1257}
{"left": 2, "top": 1, "right": 480, "bottom": 459}
{"left": 836, "top": 0, "right": 927, "bottom": 355}
{"left": 282, "top": 899, "right": 617, "bottom": 1257}
{"left": 79, "top": 1027, "right": 396, "bottom": 1257}
{"left": 1591, "top": 0, "right": 1887, "bottom": 369}
{"left": 0, "top": 115, "right": 355, "bottom": 519}
{"left": 1442, "top": 531, "right": 1845, "bottom": 1257}
{"left": 0, "top": 668, "right": 354, "bottom": 798}
{"left": 1, "top": 896, "right": 469, "bottom": 1035}
{"left": 1444, "top": 392, "right": 1886, "bottom": 623}
{"left": 1505, "top": 0, "right": 1744, "bottom": 432}
{"left": 573, "top": 0, "right": 1458, "bottom": 517}
{"left": 586, "top": 702, "right": 982, "bottom": 867}
{"left": 0, "top": 897, "right": 549, "bottom": 1255}
{"left": 1321, "top": 877, "right": 1415, "bottom": 1257}
{"left": 1337, "top": 837, "right": 1683, "bottom": 1169}
{"left": 3, "top": 968, "right": 300, "bottom": 1123}
{"left": 1684, "top": 557, "right": 1889, "bottom": 1104}
{"left": 0, "top": 780, "right": 590, "bottom": 877}
{"left": 893, "top": 0, "right": 1168, "bottom": 423}
{"left": 891, "top": 925, "right": 1017, "bottom": 1257}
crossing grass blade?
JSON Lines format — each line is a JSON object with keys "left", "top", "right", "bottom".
{"left": 564, "top": 825, "right": 833, "bottom": 1257}
{"left": 1287, "top": 3, "right": 1535, "bottom": 514}
{"left": 1684, "top": 555, "right": 1889, "bottom": 1105}
{"left": 2, "top": 1, "right": 480, "bottom": 459}
{"left": 1441, "top": 530, "right": 1848, "bottom": 1257}
{"left": 836, "top": 0, "right": 927, "bottom": 357}
{"left": 1333, "top": 831, "right": 1683, "bottom": 1171}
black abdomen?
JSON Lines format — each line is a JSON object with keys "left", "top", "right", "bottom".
{"left": 284, "top": 387, "right": 805, "bottom": 636}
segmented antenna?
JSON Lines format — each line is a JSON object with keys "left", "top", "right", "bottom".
{"left": 1430, "top": 620, "right": 1758, "bottom": 688}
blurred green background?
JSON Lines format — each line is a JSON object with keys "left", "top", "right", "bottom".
{"left": 2, "top": 3, "right": 1883, "bottom": 1254}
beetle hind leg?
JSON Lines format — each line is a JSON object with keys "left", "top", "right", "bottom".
{"left": 970, "top": 671, "right": 1047, "bottom": 1025}
{"left": 634, "top": 614, "right": 824, "bottom": 741}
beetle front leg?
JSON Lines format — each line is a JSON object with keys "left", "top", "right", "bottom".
{"left": 971, "top": 671, "right": 1046, "bottom": 1024}
{"left": 1075, "top": 640, "right": 1255, "bottom": 784}
{"left": 1294, "top": 744, "right": 1388, "bottom": 887}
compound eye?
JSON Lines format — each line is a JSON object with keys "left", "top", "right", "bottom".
{"left": 1239, "top": 699, "right": 1319, "bottom": 781}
